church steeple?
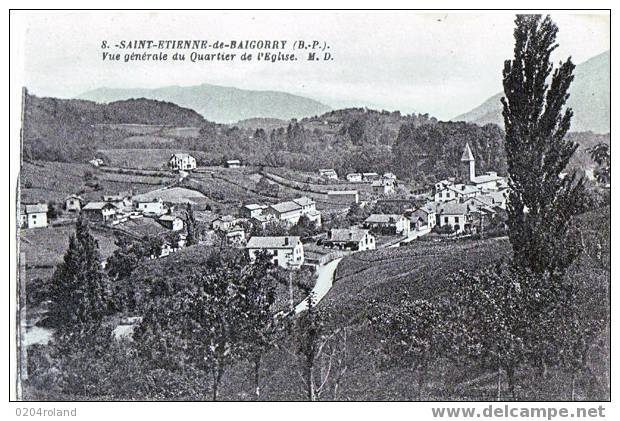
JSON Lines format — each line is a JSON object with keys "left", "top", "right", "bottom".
{"left": 460, "top": 143, "right": 476, "bottom": 182}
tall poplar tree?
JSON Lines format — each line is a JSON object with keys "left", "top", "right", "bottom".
{"left": 501, "top": 14, "right": 586, "bottom": 277}
{"left": 48, "top": 216, "right": 108, "bottom": 327}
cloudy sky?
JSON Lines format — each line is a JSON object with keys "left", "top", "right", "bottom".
{"left": 13, "top": 11, "right": 610, "bottom": 120}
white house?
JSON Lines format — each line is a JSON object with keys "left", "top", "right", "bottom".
{"left": 266, "top": 201, "right": 303, "bottom": 225}
{"left": 169, "top": 153, "right": 197, "bottom": 171}
{"left": 246, "top": 236, "right": 304, "bottom": 269}
{"left": 318, "top": 168, "right": 338, "bottom": 180}
{"left": 408, "top": 205, "right": 437, "bottom": 230}
{"left": 434, "top": 187, "right": 457, "bottom": 203}
{"left": 135, "top": 198, "right": 165, "bottom": 216}
{"left": 372, "top": 179, "right": 396, "bottom": 195}
{"left": 346, "top": 173, "right": 363, "bottom": 183}
{"left": 240, "top": 203, "right": 268, "bottom": 219}
{"left": 323, "top": 228, "right": 375, "bottom": 251}
{"left": 89, "top": 158, "right": 104, "bottom": 167}
{"left": 20, "top": 203, "right": 48, "bottom": 229}
{"left": 64, "top": 195, "right": 83, "bottom": 212}
{"left": 225, "top": 159, "right": 242, "bottom": 168}
{"left": 437, "top": 202, "right": 470, "bottom": 234}
{"left": 293, "top": 197, "right": 322, "bottom": 226}
{"left": 362, "top": 172, "right": 380, "bottom": 182}
{"left": 363, "top": 214, "right": 410, "bottom": 235}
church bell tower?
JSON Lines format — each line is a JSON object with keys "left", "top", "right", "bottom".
{"left": 460, "top": 143, "right": 476, "bottom": 183}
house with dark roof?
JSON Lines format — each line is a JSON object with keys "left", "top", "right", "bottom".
{"left": 82, "top": 202, "right": 117, "bottom": 223}
{"left": 323, "top": 228, "right": 375, "bottom": 251}
{"left": 246, "top": 236, "right": 304, "bottom": 269}
{"left": 363, "top": 214, "right": 410, "bottom": 235}
{"left": 158, "top": 214, "right": 184, "bottom": 231}
{"left": 64, "top": 194, "right": 84, "bottom": 212}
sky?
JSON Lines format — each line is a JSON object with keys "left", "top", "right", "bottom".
{"left": 13, "top": 11, "right": 610, "bottom": 120}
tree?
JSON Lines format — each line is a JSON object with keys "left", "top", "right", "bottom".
{"left": 289, "top": 214, "right": 317, "bottom": 238}
{"left": 447, "top": 266, "right": 529, "bottom": 400}
{"left": 588, "top": 143, "right": 610, "bottom": 185}
{"left": 48, "top": 216, "right": 109, "bottom": 328}
{"left": 134, "top": 248, "right": 250, "bottom": 401}
{"left": 501, "top": 14, "right": 586, "bottom": 277}
{"left": 370, "top": 297, "right": 445, "bottom": 400}
{"left": 184, "top": 203, "right": 199, "bottom": 246}
{"left": 236, "top": 251, "right": 281, "bottom": 399}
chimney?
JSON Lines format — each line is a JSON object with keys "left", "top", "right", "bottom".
{"left": 284, "top": 237, "right": 289, "bottom": 246}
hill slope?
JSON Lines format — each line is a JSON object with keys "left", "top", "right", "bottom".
{"left": 77, "top": 83, "right": 332, "bottom": 123}
{"left": 454, "top": 50, "right": 610, "bottom": 133}
{"left": 22, "top": 93, "right": 206, "bottom": 162}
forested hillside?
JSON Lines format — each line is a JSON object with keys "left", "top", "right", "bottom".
{"left": 22, "top": 93, "right": 206, "bottom": 162}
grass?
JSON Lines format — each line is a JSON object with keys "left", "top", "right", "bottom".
{"left": 97, "top": 148, "right": 203, "bottom": 170}
{"left": 20, "top": 160, "right": 173, "bottom": 205}
{"left": 132, "top": 186, "right": 209, "bottom": 207}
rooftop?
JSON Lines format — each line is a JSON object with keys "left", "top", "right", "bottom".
{"left": 244, "top": 203, "right": 266, "bottom": 210}
{"left": 439, "top": 202, "right": 470, "bottom": 215}
{"left": 447, "top": 184, "right": 481, "bottom": 195}
{"left": 365, "top": 214, "right": 403, "bottom": 224}
{"left": 246, "top": 236, "right": 300, "bottom": 249}
{"left": 24, "top": 203, "right": 48, "bottom": 214}
{"left": 461, "top": 143, "right": 475, "bottom": 162}
{"left": 328, "top": 228, "right": 369, "bottom": 243}
{"left": 293, "top": 197, "right": 315, "bottom": 207}
{"left": 327, "top": 190, "right": 358, "bottom": 195}
{"left": 171, "top": 153, "right": 194, "bottom": 159}
{"left": 270, "top": 201, "right": 302, "bottom": 214}
{"left": 82, "top": 202, "right": 116, "bottom": 210}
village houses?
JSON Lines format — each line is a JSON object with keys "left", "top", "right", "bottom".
{"left": 240, "top": 203, "right": 268, "bottom": 219}
{"left": 437, "top": 202, "right": 471, "bottom": 234}
{"left": 265, "top": 197, "right": 321, "bottom": 226}
{"left": 323, "top": 228, "right": 376, "bottom": 251}
{"left": 81, "top": 202, "right": 117, "bottom": 224}
{"left": 318, "top": 168, "right": 338, "bottom": 180}
{"left": 64, "top": 194, "right": 83, "bottom": 212}
{"left": 135, "top": 198, "right": 166, "bottom": 216}
{"left": 363, "top": 214, "right": 410, "bottom": 235}
{"left": 225, "top": 159, "right": 242, "bottom": 168}
{"left": 20, "top": 203, "right": 48, "bottom": 229}
{"left": 158, "top": 214, "right": 184, "bottom": 231}
{"left": 346, "top": 173, "right": 363, "bottom": 183}
{"left": 246, "top": 236, "right": 305, "bottom": 269}
{"left": 407, "top": 204, "right": 437, "bottom": 230}
{"left": 372, "top": 178, "right": 396, "bottom": 195}
{"left": 168, "top": 153, "right": 197, "bottom": 171}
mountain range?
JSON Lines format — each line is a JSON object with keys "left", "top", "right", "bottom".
{"left": 77, "top": 83, "right": 331, "bottom": 123}
{"left": 454, "top": 50, "right": 610, "bottom": 133}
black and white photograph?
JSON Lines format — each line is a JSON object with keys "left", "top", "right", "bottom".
{"left": 9, "top": 7, "right": 611, "bottom": 410}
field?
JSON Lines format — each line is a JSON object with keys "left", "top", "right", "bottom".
{"left": 97, "top": 149, "right": 204, "bottom": 170}
{"left": 132, "top": 187, "right": 209, "bottom": 207}
{"left": 20, "top": 161, "right": 172, "bottom": 204}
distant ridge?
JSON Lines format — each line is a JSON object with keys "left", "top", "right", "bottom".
{"left": 77, "top": 83, "right": 332, "bottom": 123}
{"left": 453, "top": 50, "right": 610, "bottom": 134}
